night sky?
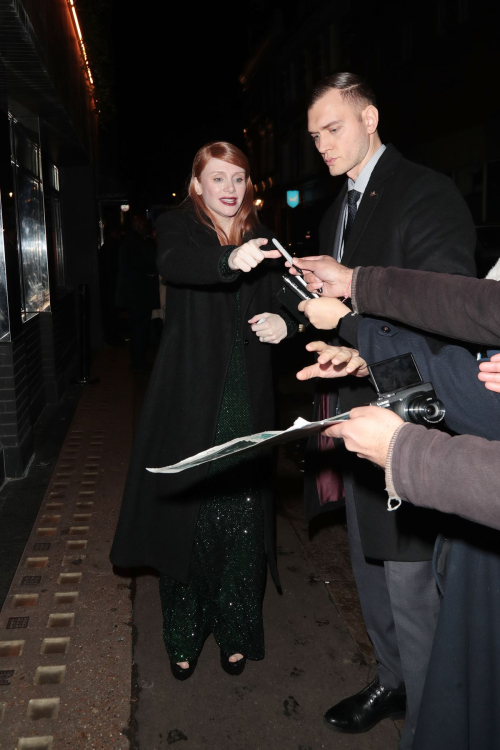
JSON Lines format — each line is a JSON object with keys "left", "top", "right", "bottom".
{"left": 110, "top": 0, "right": 273, "bottom": 207}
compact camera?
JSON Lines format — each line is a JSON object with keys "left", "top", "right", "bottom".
{"left": 368, "top": 353, "right": 445, "bottom": 426}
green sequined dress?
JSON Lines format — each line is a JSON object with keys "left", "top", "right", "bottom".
{"left": 159, "top": 284, "right": 267, "bottom": 662}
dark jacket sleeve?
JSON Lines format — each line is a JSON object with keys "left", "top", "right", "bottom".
{"left": 353, "top": 266, "right": 500, "bottom": 347}
{"left": 156, "top": 211, "right": 239, "bottom": 286}
{"left": 387, "top": 424, "right": 500, "bottom": 531}
{"left": 356, "top": 317, "right": 500, "bottom": 440}
{"left": 398, "top": 173, "right": 476, "bottom": 276}
{"left": 337, "top": 312, "right": 360, "bottom": 347}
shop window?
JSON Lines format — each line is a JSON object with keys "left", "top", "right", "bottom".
{"left": 9, "top": 116, "right": 50, "bottom": 315}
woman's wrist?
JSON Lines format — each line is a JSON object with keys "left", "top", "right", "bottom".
{"left": 221, "top": 247, "right": 239, "bottom": 276}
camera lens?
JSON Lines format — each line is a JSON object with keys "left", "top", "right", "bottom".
{"left": 406, "top": 395, "right": 445, "bottom": 425}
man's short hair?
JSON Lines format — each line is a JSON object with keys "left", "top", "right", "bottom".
{"left": 308, "top": 72, "right": 377, "bottom": 112}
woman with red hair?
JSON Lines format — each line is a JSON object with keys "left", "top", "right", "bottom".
{"left": 111, "top": 142, "right": 294, "bottom": 679}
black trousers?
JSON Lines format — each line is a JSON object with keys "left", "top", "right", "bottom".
{"left": 344, "top": 475, "right": 440, "bottom": 750}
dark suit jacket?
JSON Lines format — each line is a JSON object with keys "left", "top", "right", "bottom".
{"left": 305, "top": 144, "right": 477, "bottom": 561}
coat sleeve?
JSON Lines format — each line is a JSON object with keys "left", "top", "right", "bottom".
{"left": 398, "top": 173, "right": 477, "bottom": 276}
{"left": 156, "top": 211, "right": 239, "bottom": 286}
{"left": 353, "top": 266, "right": 500, "bottom": 347}
{"left": 387, "top": 424, "right": 500, "bottom": 531}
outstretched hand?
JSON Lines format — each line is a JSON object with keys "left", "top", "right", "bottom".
{"left": 287, "top": 256, "right": 353, "bottom": 298}
{"left": 322, "top": 406, "right": 404, "bottom": 468}
{"left": 478, "top": 352, "right": 500, "bottom": 393}
{"left": 229, "top": 238, "right": 281, "bottom": 273}
{"left": 296, "top": 341, "right": 369, "bottom": 381}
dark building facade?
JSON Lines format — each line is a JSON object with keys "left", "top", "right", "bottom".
{"left": 0, "top": 0, "right": 100, "bottom": 479}
{"left": 240, "top": 0, "right": 500, "bottom": 271}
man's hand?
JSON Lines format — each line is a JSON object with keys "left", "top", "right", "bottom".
{"left": 228, "top": 238, "right": 281, "bottom": 272}
{"left": 249, "top": 313, "right": 287, "bottom": 344}
{"left": 298, "top": 297, "right": 351, "bottom": 329}
{"left": 478, "top": 352, "right": 500, "bottom": 393}
{"left": 296, "top": 341, "right": 369, "bottom": 380}
{"left": 287, "top": 255, "right": 353, "bottom": 298}
{"left": 323, "top": 406, "right": 404, "bottom": 467}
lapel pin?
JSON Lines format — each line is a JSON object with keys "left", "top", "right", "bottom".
{"left": 370, "top": 191, "right": 378, "bottom": 197}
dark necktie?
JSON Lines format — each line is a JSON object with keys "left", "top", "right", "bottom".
{"left": 343, "top": 189, "right": 361, "bottom": 245}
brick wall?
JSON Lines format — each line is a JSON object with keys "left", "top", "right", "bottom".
{"left": 0, "top": 291, "right": 77, "bottom": 478}
{"left": 0, "top": 336, "right": 34, "bottom": 477}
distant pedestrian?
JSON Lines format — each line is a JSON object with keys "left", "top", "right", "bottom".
{"left": 115, "top": 214, "right": 159, "bottom": 372}
{"left": 98, "top": 225, "right": 121, "bottom": 345}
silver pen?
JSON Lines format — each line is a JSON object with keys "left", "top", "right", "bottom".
{"left": 272, "top": 238, "right": 322, "bottom": 295}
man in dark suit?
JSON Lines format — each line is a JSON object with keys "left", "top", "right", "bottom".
{"left": 305, "top": 72, "right": 476, "bottom": 749}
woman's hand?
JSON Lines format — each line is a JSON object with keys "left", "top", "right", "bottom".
{"left": 249, "top": 313, "right": 287, "bottom": 344}
{"left": 228, "top": 238, "right": 281, "bottom": 272}
{"left": 296, "top": 341, "right": 369, "bottom": 381}
{"left": 297, "top": 297, "right": 351, "bottom": 329}
{"left": 478, "top": 352, "right": 500, "bottom": 393}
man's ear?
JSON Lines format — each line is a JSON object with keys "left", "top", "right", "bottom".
{"left": 363, "top": 105, "right": 379, "bottom": 135}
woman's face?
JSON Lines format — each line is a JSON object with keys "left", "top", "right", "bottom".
{"left": 194, "top": 158, "right": 247, "bottom": 225}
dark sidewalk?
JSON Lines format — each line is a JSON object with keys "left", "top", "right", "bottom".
{"left": 0, "top": 344, "right": 402, "bottom": 749}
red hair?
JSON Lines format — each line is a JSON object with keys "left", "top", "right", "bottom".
{"left": 187, "top": 141, "right": 259, "bottom": 246}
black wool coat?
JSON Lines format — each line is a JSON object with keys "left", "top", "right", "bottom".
{"left": 305, "top": 144, "right": 477, "bottom": 561}
{"left": 110, "top": 209, "right": 289, "bottom": 585}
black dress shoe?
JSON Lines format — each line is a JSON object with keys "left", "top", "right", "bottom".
{"left": 220, "top": 651, "right": 247, "bottom": 676}
{"left": 324, "top": 677, "right": 406, "bottom": 734}
{"left": 170, "top": 657, "right": 198, "bottom": 681}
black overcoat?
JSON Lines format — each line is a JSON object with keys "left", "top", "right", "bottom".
{"left": 305, "top": 144, "right": 477, "bottom": 561}
{"left": 110, "top": 209, "right": 289, "bottom": 585}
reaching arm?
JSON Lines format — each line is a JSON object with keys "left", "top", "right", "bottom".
{"left": 352, "top": 266, "right": 500, "bottom": 347}
{"left": 156, "top": 211, "right": 279, "bottom": 286}
{"left": 388, "top": 424, "right": 500, "bottom": 531}
{"left": 324, "top": 407, "right": 500, "bottom": 532}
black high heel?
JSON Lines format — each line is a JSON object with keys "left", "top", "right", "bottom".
{"left": 220, "top": 650, "right": 247, "bottom": 676}
{"left": 170, "top": 657, "right": 198, "bottom": 681}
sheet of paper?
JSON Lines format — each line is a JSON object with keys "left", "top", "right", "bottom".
{"left": 147, "top": 411, "right": 350, "bottom": 474}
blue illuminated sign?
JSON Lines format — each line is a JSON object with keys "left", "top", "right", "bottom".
{"left": 286, "top": 190, "right": 300, "bottom": 208}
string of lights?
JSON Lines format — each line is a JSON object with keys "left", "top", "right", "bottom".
{"left": 67, "top": 0, "right": 94, "bottom": 88}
